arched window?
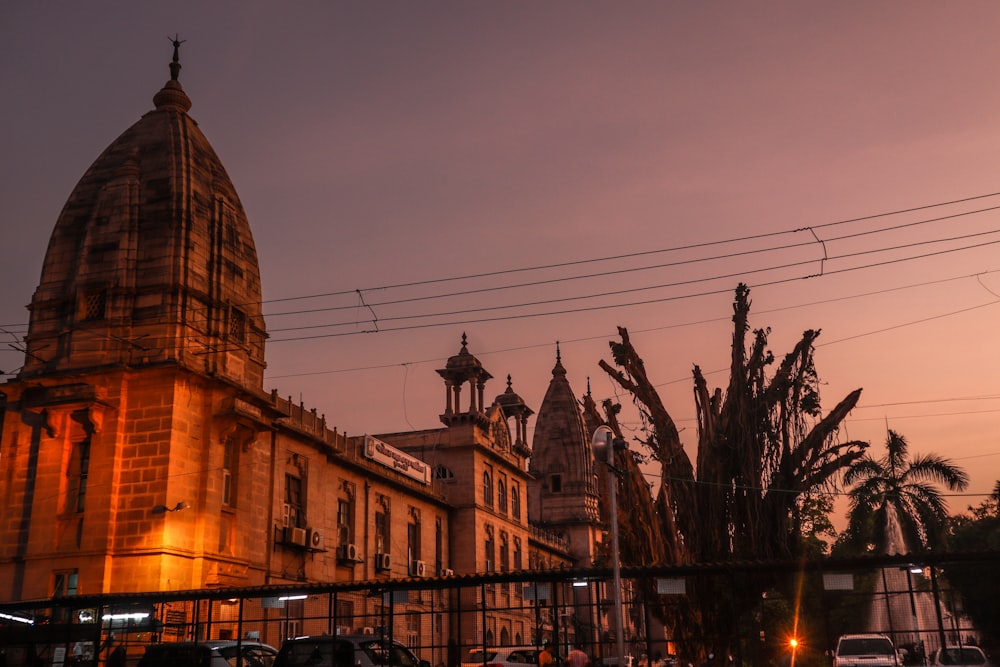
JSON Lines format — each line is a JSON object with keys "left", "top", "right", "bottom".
{"left": 510, "top": 484, "right": 520, "bottom": 522}
{"left": 483, "top": 470, "right": 493, "bottom": 507}
{"left": 500, "top": 532, "right": 510, "bottom": 572}
{"left": 497, "top": 479, "right": 507, "bottom": 513}
{"left": 485, "top": 526, "right": 496, "bottom": 572}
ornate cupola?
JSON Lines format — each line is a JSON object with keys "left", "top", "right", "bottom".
{"left": 20, "top": 38, "right": 266, "bottom": 394}
{"left": 437, "top": 333, "right": 493, "bottom": 426}
{"left": 494, "top": 375, "right": 534, "bottom": 457}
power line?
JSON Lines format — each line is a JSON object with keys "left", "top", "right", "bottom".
{"left": 268, "top": 234, "right": 1000, "bottom": 341}
{"left": 259, "top": 191, "right": 1000, "bottom": 307}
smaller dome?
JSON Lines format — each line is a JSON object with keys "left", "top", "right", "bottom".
{"left": 439, "top": 333, "right": 492, "bottom": 382}
{"left": 495, "top": 375, "right": 530, "bottom": 413}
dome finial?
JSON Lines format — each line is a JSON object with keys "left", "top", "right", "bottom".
{"left": 552, "top": 341, "right": 566, "bottom": 376}
{"left": 168, "top": 34, "right": 186, "bottom": 82}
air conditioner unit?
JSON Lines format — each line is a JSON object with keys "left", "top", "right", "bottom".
{"left": 338, "top": 543, "right": 359, "bottom": 562}
{"left": 411, "top": 560, "right": 427, "bottom": 577}
{"left": 284, "top": 526, "right": 307, "bottom": 546}
{"left": 441, "top": 568, "right": 455, "bottom": 577}
{"left": 308, "top": 529, "right": 323, "bottom": 550}
{"left": 375, "top": 552, "right": 391, "bottom": 571}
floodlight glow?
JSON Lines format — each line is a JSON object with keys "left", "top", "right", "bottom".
{"left": 0, "top": 611, "right": 33, "bottom": 625}
{"left": 102, "top": 612, "right": 150, "bottom": 621}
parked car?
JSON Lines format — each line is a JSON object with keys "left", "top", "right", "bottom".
{"left": 930, "top": 646, "right": 990, "bottom": 666}
{"left": 833, "top": 634, "right": 901, "bottom": 667}
{"left": 461, "top": 646, "right": 541, "bottom": 667}
{"left": 137, "top": 640, "right": 278, "bottom": 667}
{"left": 274, "top": 635, "right": 430, "bottom": 667}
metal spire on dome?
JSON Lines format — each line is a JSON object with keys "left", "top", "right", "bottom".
{"left": 552, "top": 341, "right": 567, "bottom": 376}
{"left": 154, "top": 34, "right": 193, "bottom": 112}
{"left": 168, "top": 34, "right": 185, "bottom": 81}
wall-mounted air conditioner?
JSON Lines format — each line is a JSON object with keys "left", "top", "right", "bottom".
{"left": 338, "top": 543, "right": 359, "bottom": 562}
{"left": 284, "top": 526, "right": 307, "bottom": 546}
{"left": 441, "top": 568, "right": 455, "bottom": 577}
{"left": 308, "top": 529, "right": 323, "bottom": 550}
{"left": 375, "top": 552, "right": 391, "bottom": 571}
{"left": 411, "top": 560, "right": 427, "bottom": 577}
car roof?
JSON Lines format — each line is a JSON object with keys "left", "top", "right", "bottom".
{"left": 286, "top": 635, "right": 406, "bottom": 643}
{"left": 145, "top": 641, "right": 276, "bottom": 651}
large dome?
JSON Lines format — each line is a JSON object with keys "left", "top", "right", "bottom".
{"left": 22, "top": 47, "right": 266, "bottom": 392}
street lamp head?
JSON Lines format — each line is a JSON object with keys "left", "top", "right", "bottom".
{"left": 591, "top": 425, "right": 614, "bottom": 459}
{"left": 591, "top": 426, "right": 627, "bottom": 460}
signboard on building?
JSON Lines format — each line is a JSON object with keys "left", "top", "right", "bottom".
{"left": 363, "top": 435, "right": 431, "bottom": 485}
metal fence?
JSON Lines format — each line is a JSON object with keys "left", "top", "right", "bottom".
{"left": 1, "top": 551, "right": 996, "bottom": 667}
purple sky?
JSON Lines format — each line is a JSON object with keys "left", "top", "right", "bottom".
{"left": 4, "top": 2, "right": 1000, "bottom": 526}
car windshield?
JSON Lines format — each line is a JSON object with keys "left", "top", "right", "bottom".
{"left": 938, "top": 648, "right": 986, "bottom": 665}
{"left": 508, "top": 651, "right": 538, "bottom": 664}
{"left": 280, "top": 641, "right": 355, "bottom": 667}
{"left": 839, "top": 639, "right": 894, "bottom": 656}
{"left": 216, "top": 646, "right": 276, "bottom": 667}
{"left": 463, "top": 651, "right": 499, "bottom": 664}
{"left": 360, "top": 640, "right": 420, "bottom": 667}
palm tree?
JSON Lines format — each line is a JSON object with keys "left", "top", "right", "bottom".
{"left": 843, "top": 429, "right": 968, "bottom": 553}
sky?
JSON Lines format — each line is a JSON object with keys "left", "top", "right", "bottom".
{"left": 3, "top": 2, "right": 1000, "bottom": 528}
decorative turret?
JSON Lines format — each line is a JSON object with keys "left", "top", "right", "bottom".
{"left": 494, "top": 374, "right": 534, "bottom": 457}
{"left": 437, "top": 333, "right": 493, "bottom": 426}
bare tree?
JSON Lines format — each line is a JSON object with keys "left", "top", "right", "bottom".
{"left": 596, "top": 284, "right": 868, "bottom": 661}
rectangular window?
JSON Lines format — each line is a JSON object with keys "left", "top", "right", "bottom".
{"left": 435, "top": 517, "right": 443, "bottom": 575}
{"left": 81, "top": 289, "right": 107, "bottom": 321}
{"left": 229, "top": 307, "right": 247, "bottom": 344}
{"left": 285, "top": 474, "right": 303, "bottom": 528}
{"left": 337, "top": 498, "right": 354, "bottom": 545}
{"left": 66, "top": 438, "right": 91, "bottom": 513}
{"left": 335, "top": 599, "right": 354, "bottom": 631}
{"left": 407, "top": 519, "right": 421, "bottom": 563}
{"left": 222, "top": 440, "right": 236, "bottom": 507}
{"left": 53, "top": 570, "right": 78, "bottom": 597}
{"left": 375, "top": 510, "right": 389, "bottom": 554}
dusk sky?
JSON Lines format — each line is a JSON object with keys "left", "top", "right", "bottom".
{"left": 4, "top": 2, "right": 1000, "bottom": 526}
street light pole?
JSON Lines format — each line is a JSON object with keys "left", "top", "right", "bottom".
{"left": 593, "top": 426, "right": 626, "bottom": 667}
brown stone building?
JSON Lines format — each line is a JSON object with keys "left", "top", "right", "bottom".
{"left": 0, "top": 47, "right": 615, "bottom": 650}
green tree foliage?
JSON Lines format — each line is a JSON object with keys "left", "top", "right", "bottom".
{"left": 842, "top": 429, "right": 969, "bottom": 554}
{"left": 596, "top": 283, "right": 868, "bottom": 662}
{"left": 940, "top": 482, "right": 1000, "bottom": 647}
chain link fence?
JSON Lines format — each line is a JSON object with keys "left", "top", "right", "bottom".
{"left": 0, "top": 552, "right": 996, "bottom": 667}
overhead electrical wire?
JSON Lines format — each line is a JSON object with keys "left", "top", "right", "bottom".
{"left": 264, "top": 201, "right": 1000, "bottom": 319}
{"left": 259, "top": 190, "right": 1000, "bottom": 306}
{"left": 267, "top": 234, "right": 1000, "bottom": 341}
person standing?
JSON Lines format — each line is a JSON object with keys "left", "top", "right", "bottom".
{"left": 540, "top": 640, "right": 556, "bottom": 667}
